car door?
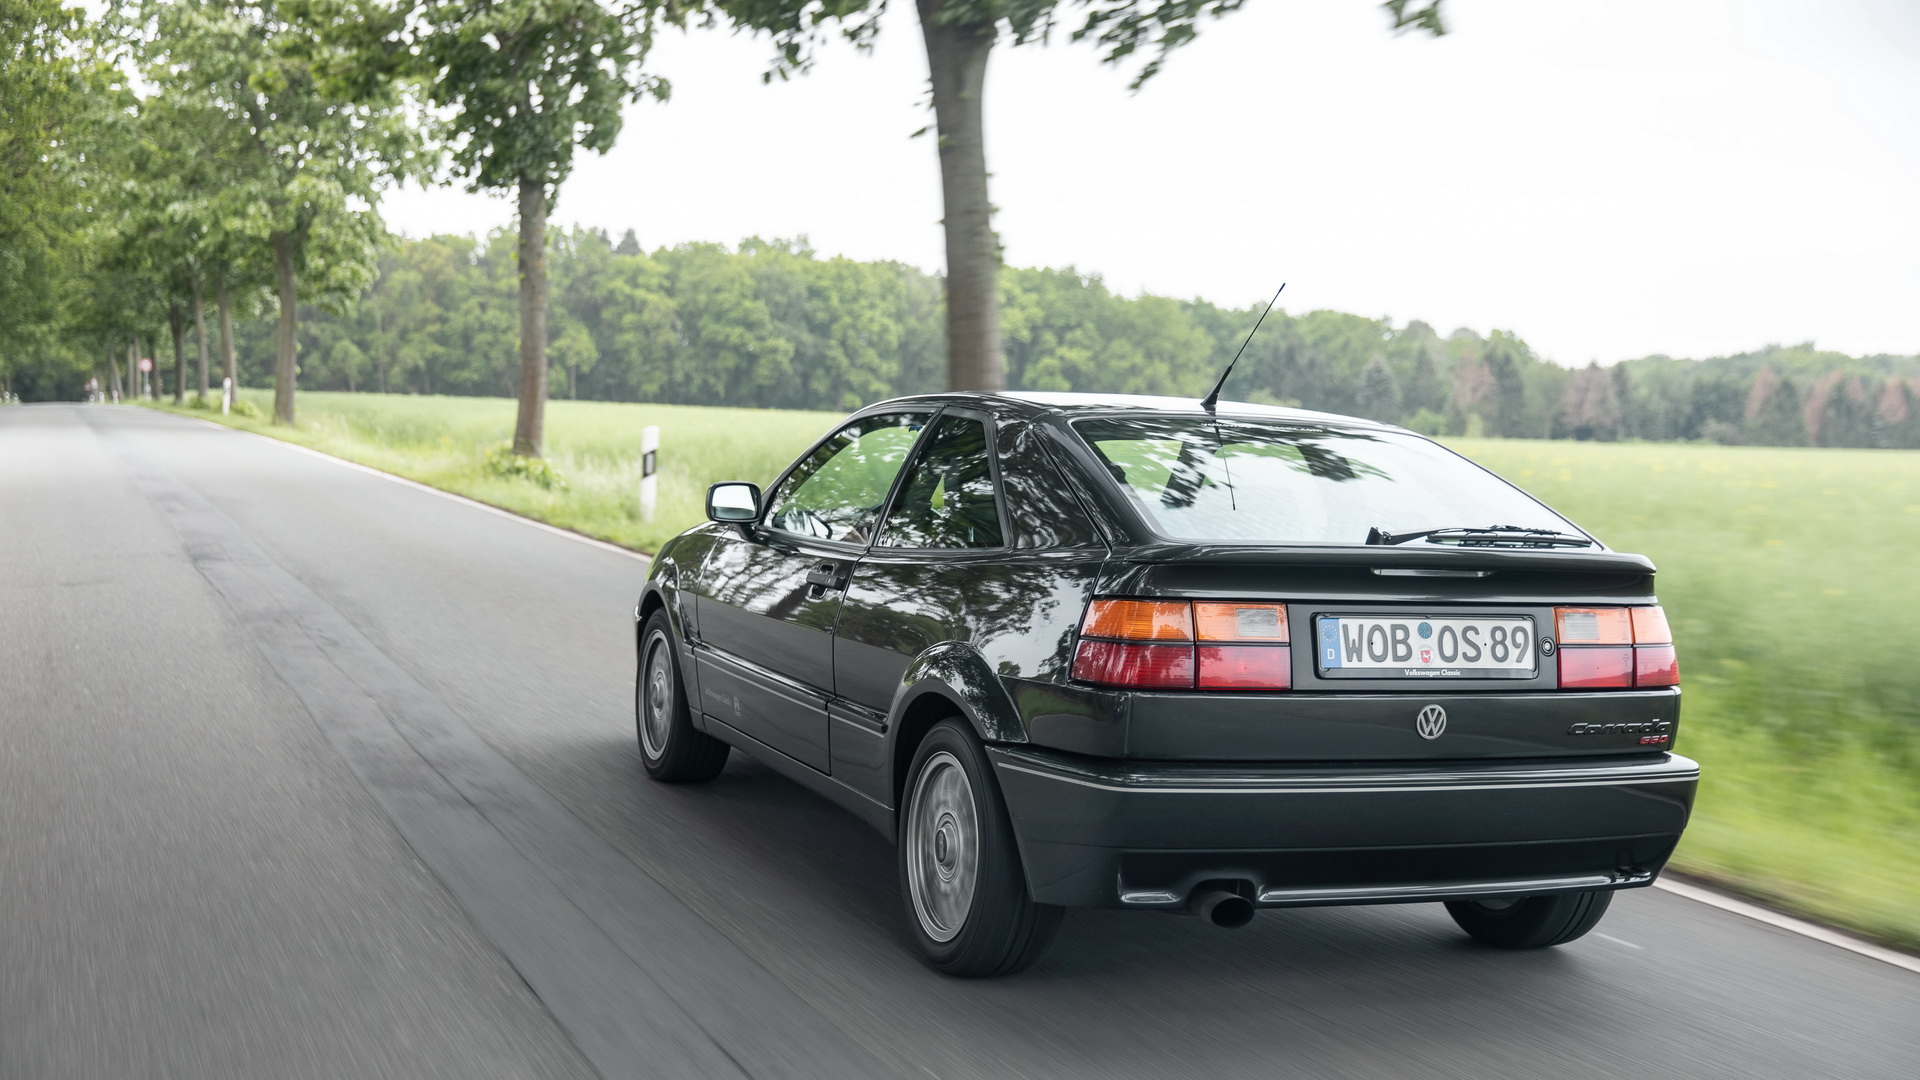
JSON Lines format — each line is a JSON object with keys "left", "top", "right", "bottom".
{"left": 694, "top": 411, "right": 930, "bottom": 772}
{"left": 830, "top": 410, "right": 1015, "bottom": 803}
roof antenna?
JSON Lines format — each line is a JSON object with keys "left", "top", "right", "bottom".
{"left": 1201, "top": 283, "right": 1286, "bottom": 413}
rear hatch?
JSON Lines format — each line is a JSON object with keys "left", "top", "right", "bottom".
{"left": 1087, "top": 546, "right": 1681, "bottom": 761}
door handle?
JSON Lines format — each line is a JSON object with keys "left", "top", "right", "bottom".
{"left": 805, "top": 561, "right": 842, "bottom": 589}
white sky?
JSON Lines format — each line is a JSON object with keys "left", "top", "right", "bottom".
{"left": 380, "top": 0, "right": 1920, "bottom": 366}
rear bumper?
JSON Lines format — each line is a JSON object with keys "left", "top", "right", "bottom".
{"left": 988, "top": 748, "right": 1698, "bottom": 908}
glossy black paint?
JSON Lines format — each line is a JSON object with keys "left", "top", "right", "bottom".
{"left": 638, "top": 392, "right": 1698, "bottom": 906}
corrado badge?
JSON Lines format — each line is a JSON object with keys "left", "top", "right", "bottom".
{"left": 1568, "top": 719, "right": 1672, "bottom": 745}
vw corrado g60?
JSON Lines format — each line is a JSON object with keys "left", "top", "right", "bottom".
{"left": 632, "top": 392, "right": 1696, "bottom": 976}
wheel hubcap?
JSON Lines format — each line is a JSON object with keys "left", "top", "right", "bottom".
{"left": 906, "top": 751, "right": 978, "bottom": 943}
{"left": 641, "top": 634, "right": 672, "bottom": 759}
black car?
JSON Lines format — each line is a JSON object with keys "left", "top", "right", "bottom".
{"left": 633, "top": 392, "right": 1696, "bottom": 976}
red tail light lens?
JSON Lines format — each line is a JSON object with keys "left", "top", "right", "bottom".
{"left": 1071, "top": 639, "right": 1195, "bottom": 689}
{"left": 1558, "top": 645, "right": 1633, "bottom": 689}
{"left": 1634, "top": 644, "right": 1680, "bottom": 687}
{"left": 1554, "top": 605, "right": 1680, "bottom": 689}
{"left": 1074, "top": 599, "right": 1292, "bottom": 690}
{"left": 1196, "top": 645, "right": 1292, "bottom": 689}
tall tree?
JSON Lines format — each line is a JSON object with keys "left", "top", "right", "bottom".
{"left": 388, "top": 0, "right": 682, "bottom": 457}
{"left": 725, "top": 0, "right": 1447, "bottom": 393}
{"left": 0, "top": 0, "right": 90, "bottom": 392}
{"left": 128, "top": 0, "right": 423, "bottom": 424}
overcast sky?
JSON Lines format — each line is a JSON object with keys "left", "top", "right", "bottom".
{"left": 380, "top": 0, "right": 1920, "bottom": 367}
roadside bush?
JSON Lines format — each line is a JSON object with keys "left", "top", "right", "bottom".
{"left": 231, "top": 399, "right": 261, "bottom": 419}
{"left": 483, "top": 444, "right": 566, "bottom": 490}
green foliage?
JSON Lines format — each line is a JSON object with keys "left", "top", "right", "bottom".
{"left": 395, "top": 0, "right": 678, "bottom": 195}
{"left": 213, "top": 230, "right": 1920, "bottom": 451}
{"left": 483, "top": 442, "right": 566, "bottom": 488}
{"left": 231, "top": 398, "right": 262, "bottom": 418}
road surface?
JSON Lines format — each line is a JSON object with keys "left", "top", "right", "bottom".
{"left": 3, "top": 403, "right": 1915, "bottom": 1079}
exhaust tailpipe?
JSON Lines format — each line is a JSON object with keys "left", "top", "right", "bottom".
{"left": 1188, "top": 888, "right": 1255, "bottom": 929}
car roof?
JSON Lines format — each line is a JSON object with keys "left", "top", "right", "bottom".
{"left": 860, "top": 390, "right": 1401, "bottom": 432}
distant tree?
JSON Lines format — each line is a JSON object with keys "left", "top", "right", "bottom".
{"left": 1557, "top": 361, "right": 1620, "bottom": 440}
{"left": 614, "top": 229, "right": 643, "bottom": 256}
{"left": 1398, "top": 326, "right": 1446, "bottom": 416}
{"left": 1481, "top": 331, "right": 1530, "bottom": 436}
{"left": 1805, "top": 371, "right": 1873, "bottom": 448}
{"left": 1874, "top": 378, "right": 1919, "bottom": 450}
{"left": 724, "top": 0, "right": 1448, "bottom": 394}
{"left": 1744, "top": 365, "right": 1807, "bottom": 446}
{"left": 1357, "top": 355, "right": 1401, "bottom": 423}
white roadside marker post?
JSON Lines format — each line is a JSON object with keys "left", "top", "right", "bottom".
{"left": 222, "top": 377, "right": 232, "bottom": 416}
{"left": 638, "top": 425, "right": 660, "bottom": 523}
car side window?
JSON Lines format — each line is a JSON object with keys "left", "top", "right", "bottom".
{"left": 764, "top": 413, "right": 929, "bottom": 544}
{"left": 879, "top": 415, "right": 1004, "bottom": 549}
{"left": 998, "top": 421, "right": 1103, "bottom": 549}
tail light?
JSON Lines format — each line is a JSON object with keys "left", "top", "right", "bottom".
{"left": 1072, "top": 599, "right": 1291, "bottom": 690}
{"left": 1554, "top": 605, "right": 1678, "bottom": 689}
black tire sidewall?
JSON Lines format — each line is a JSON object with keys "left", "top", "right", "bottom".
{"left": 1446, "top": 889, "right": 1614, "bottom": 948}
{"left": 637, "top": 611, "right": 699, "bottom": 778}
{"left": 898, "top": 720, "right": 1044, "bottom": 975}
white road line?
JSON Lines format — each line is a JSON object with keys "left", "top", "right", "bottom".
{"left": 1654, "top": 879, "right": 1920, "bottom": 975}
{"left": 1594, "top": 932, "right": 1643, "bottom": 950}
{"left": 172, "top": 413, "right": 652, "bottom": 565}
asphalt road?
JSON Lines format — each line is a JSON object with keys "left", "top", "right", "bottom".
{"left": 3, "top": 403, "right": 1915, "bottom": 1080}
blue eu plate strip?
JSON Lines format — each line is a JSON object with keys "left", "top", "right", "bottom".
{"left": 1319, "top": 616, "right": 1342, "bottom": 668}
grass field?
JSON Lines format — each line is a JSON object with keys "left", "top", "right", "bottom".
{"left": 147, "top": 392, "right": 1920, "bottom": 949}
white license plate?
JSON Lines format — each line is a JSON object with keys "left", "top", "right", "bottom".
{"left": 1316, "top": 615, "right": 1537, "bottom": 679}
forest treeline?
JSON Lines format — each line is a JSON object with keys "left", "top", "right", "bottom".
{"left": 197, "top": 229, "right": 1920, "bottom": 449}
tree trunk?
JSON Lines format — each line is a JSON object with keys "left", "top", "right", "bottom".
{"left": 107, "top": 343, "right": 122, "bottom": 401}
{"left": 512, "top": 174, "right": 550, "bottom": 457}
{"left": 917, "top": 0, "right": 1003, "bottom": 392}
{"left": 191, "top": 277, "right": 210, "bottom": 399}
{"left": 272, "top": 231, "right": 299, "bottom": 424}
{"left": 217, "top": 283, "right": 237, "bottom": 392}
{"left": 127, "top": 340, "right": 139, "bottom": 399}
{"left": 168, "top": 306, "right": 186, "bottom": 404}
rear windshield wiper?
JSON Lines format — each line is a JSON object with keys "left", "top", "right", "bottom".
{"left": 1365, "top": 525, "right": 1594, "bottom": 548}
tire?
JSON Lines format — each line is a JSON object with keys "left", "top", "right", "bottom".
{"left": 898, "top": 719, "right": 1063, "bottom": 977}
{"left": 1445, "top": 889, "right": 1614, "bottom": 949}
{"left": 636, "top": 611, "right": 729, "bottom": 783}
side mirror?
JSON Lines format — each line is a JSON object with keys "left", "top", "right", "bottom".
{"left": 706, "top": 481, "right": 761, "bottom": 524}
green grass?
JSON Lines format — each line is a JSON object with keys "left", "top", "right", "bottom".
{"left": 155, "top": 390, "right": 841, "bottom": 552}
{"left": 1454, "top": 439, "right": 1920, "bottom": 948}
{"left": 145, "top": 394, "right": 1920, "bottom": 949}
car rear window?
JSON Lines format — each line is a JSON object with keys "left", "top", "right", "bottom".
{"left": 1071, "top": 416, "right": 1583, "bottom": 546}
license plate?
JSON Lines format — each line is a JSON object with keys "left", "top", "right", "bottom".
{"left": 1316, "top": 615, "right": 1537, "bottom": 679}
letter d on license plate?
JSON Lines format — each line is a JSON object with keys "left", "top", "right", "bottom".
{"left": 1316, "top": 615, "right": 1537, "bottom": 679}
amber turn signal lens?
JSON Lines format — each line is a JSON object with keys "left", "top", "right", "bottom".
{"left": 1081, "top": 599, "right": 1194, "bottom": 641}
{"left": 1193, "top": 602, "right": 1289, "bottom": 643}
{"left": 1555, "top": 607, "right": 1632, "bottom": 646}
{"left": 1631, "top": 605, "right": 1672, "bottom": 645}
